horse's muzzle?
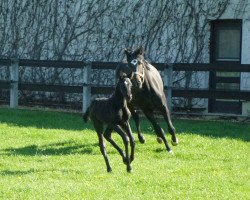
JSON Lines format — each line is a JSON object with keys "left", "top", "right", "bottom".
{"left": 132, "top": 72, "right": 144, "bottom": 89}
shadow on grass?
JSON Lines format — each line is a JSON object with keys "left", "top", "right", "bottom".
{"left": 0, "top": 168, "right": 88, "bottom": 177}
{"left": 0, "top": 108, "right": 249, "bottom": 141}
{"left": 172, "top": 119, "right": 250, "bottom": 142}
{"left": 0, "top": 108, "right": 89, "bottom": 131}
{"left": 1, "top": 141, "right": 100, "bottom": 156}
{"left": 0, "top": 169, "right": 35, "bottom": 176}
{"left": 136, "top": 118, "right": 250, "bottom": 142}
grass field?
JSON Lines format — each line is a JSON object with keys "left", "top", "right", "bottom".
{"left": 0, "top": 107, "right": 249, "bottom": 200}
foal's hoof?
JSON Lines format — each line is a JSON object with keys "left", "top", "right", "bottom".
{"left": 157, "top": 137, "right": 163, "bottom": 143}
{"left": 171, "top": 138, "right": 179, "bottom": 146}
{"left": 122, "top": 157, "right": 127, "bottom": 164}
{"left": 107, "top": 168, "right": 112, "bottom": 173}
{"left": 139, "top": 136, "right": 146, "bottom": 144}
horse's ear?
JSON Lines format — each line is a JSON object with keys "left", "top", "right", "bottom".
{"left": 139, "top": 46, "right": 144, "bottom": 55}
{"left": 124, "top": 48, "right": 130, "bottom": 56}
{"left": 135, "top": 46, "right": 144, "bottom": 55}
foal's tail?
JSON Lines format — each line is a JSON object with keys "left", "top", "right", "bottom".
{"left": 83, "top": 107, "right": 90, "bottom": 123}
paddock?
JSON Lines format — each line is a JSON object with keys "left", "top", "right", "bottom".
{"left": 0, "top": 58, "right": 250, "bottom": 118}
{"left": 0, "top": 107, "right": 249, "bottom": 199}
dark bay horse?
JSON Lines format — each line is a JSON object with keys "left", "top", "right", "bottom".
{"left": 83, "top": 76, "right": 134, "bottom": 172}
{"left": 116, "top": 47, "right": 178, "bottom": 153}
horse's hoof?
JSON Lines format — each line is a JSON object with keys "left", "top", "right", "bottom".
{"left": 127, "top": 167, "right": 132, "bottom": 173}
{"left": 171, "top": 138, "right": 179, "bottom": 146}
{"left": 168, "top": 150, "right": 174, "bottom": 155}
{"left": 157, "top": 137, "right": 163, "bottom": 143}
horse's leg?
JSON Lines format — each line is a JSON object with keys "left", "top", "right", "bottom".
{"left": 129, "top": 105, "right": 145, "bottom": 143}
{"left": 113, "top": 125, "right": 132, "bottom": 172}
{"left": 103, "top": 126, "right": 126, "bottom": 163}
{"left": 144, "top": 111, "right": 172, "bottom": 153}
{"left": 161, "top": 104, "right": 178, "bottom": 146}
{"left": 121, "top": 121, "right": 135, "bottom": 162}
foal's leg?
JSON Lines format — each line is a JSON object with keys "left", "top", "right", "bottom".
{"left": 103, "top": 126, "right": 126, "bottom": 163}
{"left": 93, "top": 121, "right": 112, "bottom": 172}
{"left": 129, "top": 105, "right": 145, "bottom": 143}
{"left": 97, "top": 133, "right": 112, "bottom": 172}
{"left": 113, "top": 125, "right": 132, "bottom": 172}
{"left": 161, "top": 104, "right": 178, "bottom": 146}
{"left": 121, "top": 121, "right": 135, "bottom": 162}
{"left": 144, "top": 111, "right": 172, "bottom": 153}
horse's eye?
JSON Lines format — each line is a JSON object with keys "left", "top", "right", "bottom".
{"left": 130, "top": 59, "right": 138, "bottom": 66}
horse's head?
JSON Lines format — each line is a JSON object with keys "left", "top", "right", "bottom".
{"left": 118, "top": 76, "right": 133, "bottom": 102}
{"left": 124, "top": 46, "right": 145, "bottom": 88}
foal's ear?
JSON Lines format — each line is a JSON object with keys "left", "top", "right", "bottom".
{"left": 119, "top": 71, "right": 133, "bottom": 81}
{"left": 119, "top": 72, "right": 127, "bottom": 80}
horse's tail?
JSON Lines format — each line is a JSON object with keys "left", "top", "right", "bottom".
{"left": 83, "top": 107, "right": 90, "bottom": 123}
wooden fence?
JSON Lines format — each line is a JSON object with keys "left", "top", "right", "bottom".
{"left": 0, "top": 58, "right": 250, "bottom": 114}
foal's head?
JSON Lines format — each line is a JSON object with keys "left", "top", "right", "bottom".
{"left": 124, "top": 46, "right": 145, "bottom": 88}
{"left": 118, "top": 76, "right": 133, "bottom": 102}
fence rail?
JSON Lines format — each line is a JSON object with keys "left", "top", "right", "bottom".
{"left": 1, "top": 58, "right": 250, "bottom": 114}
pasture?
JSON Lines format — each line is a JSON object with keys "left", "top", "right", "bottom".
{"left": 0, "top": 107, "right": 249, "bottom": 199}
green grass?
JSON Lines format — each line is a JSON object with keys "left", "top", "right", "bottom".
{"left": 0, "top": 107, "right": 249, "bottom": 200}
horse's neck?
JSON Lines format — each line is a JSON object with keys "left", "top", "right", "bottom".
{"left": 141, "top": 62, "right": 150, "bottom": 87}
{"left": 143, "top": 60, "right": 151, "bottom": 70}
{"left": 142, "top": 61, "right": 164, "bottom": 91}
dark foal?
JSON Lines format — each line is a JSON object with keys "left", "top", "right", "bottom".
{"left": 83, "top": 77, "right": 134, "bottom": 172}
{"left": 117, "top": 46, "right": 178, "bottom": 153}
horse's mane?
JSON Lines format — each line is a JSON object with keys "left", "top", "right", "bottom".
{"left": 143, "top": 59, "right": 153, "bottom": 71}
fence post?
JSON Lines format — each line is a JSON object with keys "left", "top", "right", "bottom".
{"left": 164, "top": 64, "right": 173, "bottom": 113}
{"left": 82, "top": 63, "right": 91, "bottom": 113}
{"left": 10, "top": 59, "right": 19, "bottom": 108}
